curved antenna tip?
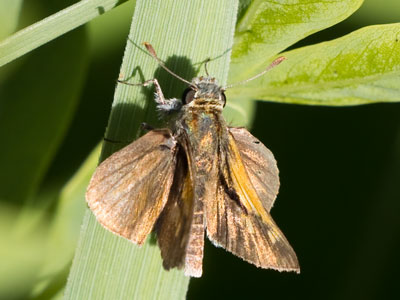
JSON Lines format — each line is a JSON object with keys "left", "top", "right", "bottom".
{"left": 142, "top": 42, "right": 192, "bottom": 86}
{"left": 224, "top": 56, "right": 287, "bottom": 89}
{"left": 143, "top": 42, "right": 157, "bottom": 57}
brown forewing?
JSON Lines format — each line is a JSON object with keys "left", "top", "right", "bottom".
{"left": 206, "top": 128, "right": 299, "bottom": 272}
{"left": 229, "top": 127, "right": 280, "bottom": 211}
{"left": 86, "top": 129, "right": 177, "bottom": 245}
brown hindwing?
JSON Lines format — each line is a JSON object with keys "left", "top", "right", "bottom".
{"left": 156, "top": 147, "right": 194, "bottom": 271}
{"left": 86, "top": 129, "right": 177, "bottom": 245}
{"left": 156, "top": 145, "right": 206, "bottom": 278}
{"left": 206, "top": 128, "right": 299, "bottom": 272}
{"left": 207, "top": 185, "right": 299, "bottom": 272}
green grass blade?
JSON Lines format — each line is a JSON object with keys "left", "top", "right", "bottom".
{"left": 229, "top": 23, "right": 400, "bottom": 105}
{"left": 0, "top": 0, "right": 130, "bottom": 67}
{"left": 65, "top": 1, "right": 239, "bottom": 299}
{"left": 229, "top": 0, "right": 363, "bottom": 82}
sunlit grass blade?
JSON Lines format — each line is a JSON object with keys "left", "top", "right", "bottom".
{"left": 0, "top": 0, "right": 130, "bottom": 67}
{"left": 65, "top": 1, "right": 239, "bottom": 299}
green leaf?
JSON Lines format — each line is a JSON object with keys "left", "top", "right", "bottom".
{"left": 223, "top": 95, "right": 257, "bottom": 127}
{"left": 0, "top": 0, "right": 130, "bottom": 67}
{"left": 228, "top": 23, "right": 400, "bottom": 105}
{"left": 65, "top": 1, "right": 239, "bottom": 299}
{"left": 229, "top": 0, "right": 363, "bottom": 82}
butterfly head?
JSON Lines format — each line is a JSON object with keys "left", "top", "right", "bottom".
{"left": 182, "top": 76, "right": 226, "bottom": 108}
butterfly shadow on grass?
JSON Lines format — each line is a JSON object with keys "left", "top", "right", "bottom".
{"left": 101, "top": 55, "right": 196, "bottom": 160}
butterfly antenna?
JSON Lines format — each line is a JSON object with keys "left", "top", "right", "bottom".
{"left": 204, "top": 58, "right": 211, "bottom": 77}
{"left": 143, "top": 42, "right": 192, "bottom": 86}
{"left": 223, "top": 56, "right": 286, "bottom": 90}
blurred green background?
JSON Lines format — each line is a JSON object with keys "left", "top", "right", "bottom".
{"left": 0, "top": 0, "right": 399, "bottom": 299}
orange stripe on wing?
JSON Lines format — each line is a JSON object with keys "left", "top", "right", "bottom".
{"left": 226, "top": 133, "right": 276, "bottom": 227}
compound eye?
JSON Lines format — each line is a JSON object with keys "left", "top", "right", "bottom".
{"left": 182, "top": 88, "right": 196, "bottom": 104}
{"left": 221, "top": 92, "right": 226, "bottom": 107}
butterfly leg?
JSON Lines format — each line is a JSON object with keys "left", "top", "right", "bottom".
{"left": 118, "top": 78, "right": 182, "bottom": 113}
{"left": 150, "top": 79, "right": 182, "bottom": 113}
